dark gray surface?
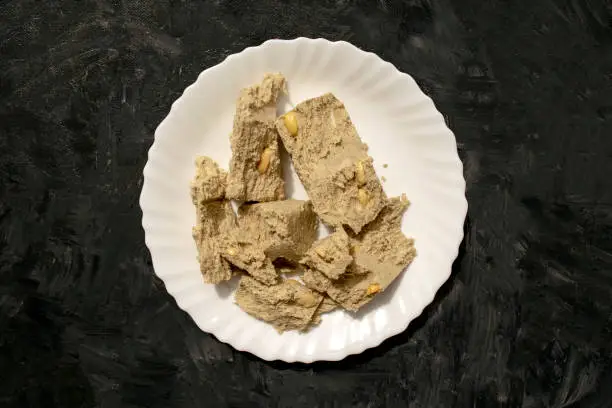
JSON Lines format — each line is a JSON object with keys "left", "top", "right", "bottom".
{"left": 2, "top": 0, "right": 612, "bottom": 407}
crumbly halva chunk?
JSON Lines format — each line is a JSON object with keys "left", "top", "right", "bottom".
{"left": 196, "top": 239, "right": 233, "bottom": 284}
{"left": 302, "top": 196, "right": 416, "bottom": 311}
{"left": 221, "top": 200, "right": 317, "bottom": 285}
{"left": 349, "top": 195, "right": 415, "bottom": 276}
{"left": 235, "top": 276, "right": 323, "bottom": 333}
{"left": 238, "top": 199, "right": 318, "bottom": 263}
{"left": 192, "top": 200, "right": 237, "bottom": 284}
{"left": 226, "top": 73, "right": 286, "bottom": 202}
{"left": 275, "top": 93, "right": 386, "bottom": 233}
{"left": 308, "top": 296, "right": 339, "bottom": 327}
{"left": 316, "top": 296, "right": 339, "bottom": 315}
{"left": 190, "top": 156, "right": 227, "bottom": 204}
{"left": 301, "top": 228, "right": 352, "bottom": 280}
{"left": 221, "top": 235, "right": 279, "bottom": 286}
{"left": 190, "top": 157, "right": 236, "bottom": 284}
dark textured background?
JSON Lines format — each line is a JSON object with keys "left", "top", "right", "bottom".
{"left": 2, "top": 0, "right": 612, "bottom": 407}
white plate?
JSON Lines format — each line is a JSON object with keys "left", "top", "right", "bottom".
{"left": 140, "top": 38, "right": 467, "bottom": 363}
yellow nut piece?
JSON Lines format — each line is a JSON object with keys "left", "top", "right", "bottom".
{"left": 355, "top": 161, "right": 366, "bottom": 186}
{"left": 357, "top": 188, "right": 369, "bottom": 206}
{"left": 257, "top": 147, "right": 274, "bottom": 174}
{"left": 287, "top": 280, "right": 319, "bottom": 307}
{"left": 366, "top": 283, "right": 381, "bottom": 296}
{"left": 227, "top": 247, "right": 238, "bottom": 256}
{"left": 283, "top": 111, "right": 298, "bottom": 136}
{"left": 296, "top": 292, "right": 318, "bottom": 307}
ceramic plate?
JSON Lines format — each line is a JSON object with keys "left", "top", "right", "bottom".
{"left": 140, "top": 38, "right": 467, "bottom": 362}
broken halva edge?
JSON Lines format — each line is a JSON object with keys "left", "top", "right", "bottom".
{"left": 221, "top": 199, "right": 318, "bottom": 286}
{"left": 189, "top": 74, "right": 416, "bottom": 332}
{"left": 226, "top": 73, "right": 286, "bottom": 202}
{"left": 275, "top": 92, "right": 387, "bottom": 234}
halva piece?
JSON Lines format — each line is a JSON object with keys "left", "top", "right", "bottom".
{"left": 221, "top": 200, "right": 317, "bottom": 285}
{"left": 275, "top": 93, "right": 386, "bottom": 233}
{"left": 301, "top": 228, "right": 352, "bottom": 280}
{"left": 302, "top": 196, "right": 416, "bottom": 311}
{"left": 316, "top": 296, "right": 339, "bottom": 315}
{"left": 221, "top": 232, "right": 279, "bottom": 286}
{"left": 191, "top": 157, "right": 236, "bottom": 284}
{"left": 192, "top": 201, "right": 237, "bottom": 284}
{"left": 235, "top": 276, "right": 323, "bottom": 333}
{"left": 308, "top": 296, "right": 339, "bottom": 327}
{"left": 349, "top": 194, "right": 415, "bottom": 276}
{"left": 226, "top": 73, "right": 286, "bottom": 202}
{"left": 190, "top": 156, "right": 227, "bottom": 204}
{"left": 237, "top": 199, "right": 318, "bottom": 263}
{"left": 196, "top": 239, "right": 233, "bottom": 284}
